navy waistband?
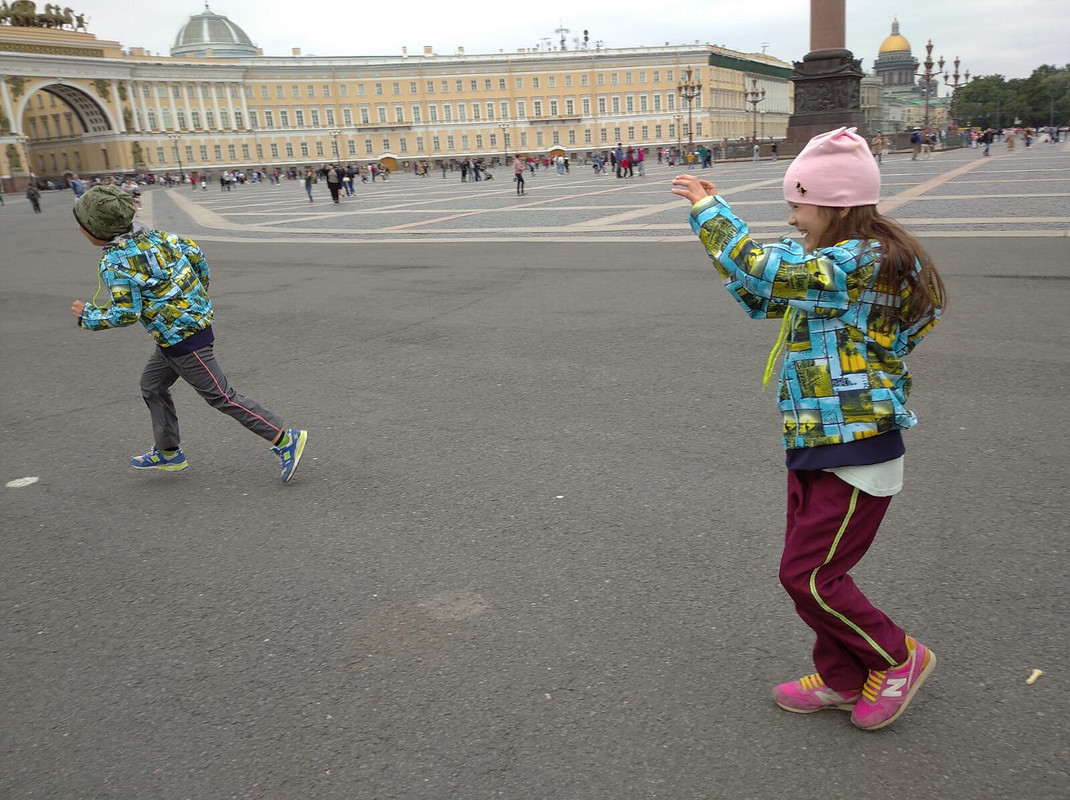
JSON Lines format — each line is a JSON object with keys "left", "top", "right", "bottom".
{"left": 160, "top": 325, "right": 214, "bottom": 357}
{"left": 785, "top": 430, "right": 905, "bottom": 470}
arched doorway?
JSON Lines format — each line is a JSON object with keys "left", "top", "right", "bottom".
{"left": 15, "top": 80, "right": 118, "bottom": 181}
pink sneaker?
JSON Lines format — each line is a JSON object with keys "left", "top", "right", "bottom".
{"left": 852, "top": 636, "right": 936, "bottom": 730}
{"left": 774, "top": 673, "right": 861, "bottom": 714}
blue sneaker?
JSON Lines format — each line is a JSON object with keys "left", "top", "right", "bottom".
{"left": 272, "top": 429, "right": 307, "bottom": 482}
{"left": 130, "top": 446, "right": 188, "bottom": 471}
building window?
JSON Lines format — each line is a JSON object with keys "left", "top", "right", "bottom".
{"left": 584, "top": 129, "right": 591, "bottom": 143}
{"left": 447, "top": 135, "right": 455, "bottom": 149}
{"left": 471, "top": 79, "right": 479, "bottom": 91}
{"left": 456, "top": 80, "right": 463, "bottom": 92}
{"left": 626, "top": 96, "right": 634, "bottom": 113}
{"left": 625, "top": 72, "right": 633, "bottom": 84}
{"left": 655, "top": 124, "right": 662, "bottom": 138}
{"left": 410, "top": 82, "right": 418, "bottom": 94}
{"left": 426, "top": 81, "right": 434, "bottom": 93}
{"left": 598, "top": 97, "right": 606, "bottom": 114}
{"left": 641, "top": 125, "right": 648, "bottom": 139}
{"left": 395, "top": 106, "right": 404, "bottom": 123}
{"left": 360, "top": 107, "right": 370, "bottom": 124}
{"left": 294, "top": 110, "right": 304, "bottom": 127}
{"left": 264, "top": 110, "right": 274, "bottom": 128}
{"left": 568, "top": 130, "right": 576, "bottom": 144}
{"left": 365, "top": 139, "right": 374, "bottom": 154}
{"left": 310, "top": 109, "right": 320, "bottom": 127}
{"left": 565, "top": 75, "right": 572, "bottom": 87}
{"left": 582, "top": 98, "right": 590, "bottom": 115}
{"left": 442, "top": 81, "right": 449, "bottom": 93}
{"left": 612, "top": 97, "right": 620, "bottom": 113}
{"left": 552, "top": 131, "right": 560, "bottom": 145}
{"left": 340, "top": 85, "right": 348, "bottom": 97}
{"left": 285, "top": 142, "right": 294, "bottom": 157}
{"left": 457, "top": 104, "right": 466, "bottom": 121}
{"left": 653, "top": 71, "right": 660, "bottom": 82}
{"left": 377, "top": 106, "right": 387, "bottom": 123}
{"left": 325, "top": 109, "right": 335, "bottom": 126}
{"left": 666, "top": 70, "right": 674, "bottom": 81}
{"left": 532, "top": 77, "right": 540, "bottom": 89}
{"left": 348, "top": 139, "right": 356, "bottom": 155}
{"left": 475, "top": 134, "right": 483, "bottom": 149}
{"left": 565, "top": 99, "right": 574, "bottom": 115}
{"left": 461, "top": 135, "right": 469, "bottom": 149}
{"left": 532, "top": 100, "right": 541, "bottom": 117}
{"left": 241, "top": 144, "right": 250, "bottom": 159}
{"left": 485, "top": 102, "right": 494, "bottom": 120}
{"left": 270, "top": 143, "right": 278, "bottom": 158}
{"left": 472, "top": 104, "right": 480, "bottom": 121}
{"left": 515, "top": 77, "right": 523, "bottom": 90}
{"left": 234, "top": 110, "right": 243, "bottom": 128}
{"left": 640, "top": 95, "right": 648, "bottom": 112}
{"left": 185, "top": 145, "right": 193, "bottom": 162}
{"left": 443, "top": 105, "right": 452, "bottom": 122}
{"left": 499, "top": 78, "right": 506, "bottom": 90}
{"left": 316, "top": 141, "right": 324, "bottom": 156}
{"left": 627, "top": 126, "right": 635, "bottom": 140}
{"left": 614, "top": 126, "right": 621, "bottom": 140}
{"left": 639, "top": 72, "right": 646, "bottom": 84}
{"left": 400, "top": 137, "right": 407, "bottom": 152}
{"left": 654, "top": 94, "right": 662, "bottom": 111}
{"left": 375, "top": 83, "right": 383, "bottom": 95}
{"left": 484, "top": 79, "right": 492, "bottom": 90}
{"left": 393, "top": 82, "right": 401, "bottom": 95}
{"left": 611, "top": 73, "right": 619, "bottom": 85}
{"left": 432, "top": 136, "right": 441, "bottom": 151}
{"left": 429, "top": 105, "right": 438, "bottom": 122}
{"left": 191, "top": 110, "right": 201, "bottom": 128}
{"left": 357, "top": 84, "right": 366, "bottom": 96}
{"left": 156, "top": 146, "right": 165, "bottom": 162}
{"left": 199, "top": 145, "right": 208, "bottom": 160}
{"left": 279, "top": 110, "right": 289, "bottom": 127}
{"left": 300, "top": 142, "right": 309, "bottom": 156}
{"left": 416, "top": 136, "right": 424, "bottom": 151}
{"left": 411, "top": 105, "right": 422, "bottom": 123}
{"left": 343, "top": 108, "right": 353, "bottom": 125}
{"left": 549, "top": 99, "right": 558, "bottom": 116}
{"left": 581, "top": 74, "right": 589, "bottom": 86}
{"left": 536, "top": 130, "right": 543, "bottom": 146}
{"left": 228, "top": 144, "right": 236, "bottom": 160}
{"left": 600, "top": 128, "right": 608, "bottom": 142}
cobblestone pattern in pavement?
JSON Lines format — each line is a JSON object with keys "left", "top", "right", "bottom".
{"left": 136, "top": 142, "right": 1069, "bottom": 244}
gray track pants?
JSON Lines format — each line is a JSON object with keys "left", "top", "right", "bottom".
{"left": 140, "top": 343, "right": 283, "bottom": 450}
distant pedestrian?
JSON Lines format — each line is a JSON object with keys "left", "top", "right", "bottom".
{"left": 304, "top": 169, "right": 314, "bottom": 203}
{"left": 870, "top": 132, "right": 884, "bottom": 165}
{"left": 27, "top": 184, "right": 42, "bottom": 213}
{"left": 513, "top": 154, "right": 526, "bottom": 196}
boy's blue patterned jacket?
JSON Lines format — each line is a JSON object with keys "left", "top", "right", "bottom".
{"left": 688, "top": 195, "right": 940, "bottom": 451}
{"left": 78, "top": 223, "right": 213, "bottom": 347}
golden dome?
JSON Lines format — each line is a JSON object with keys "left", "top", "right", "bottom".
{"left": 879, "top": 20, "right": 911, "bottom": 54}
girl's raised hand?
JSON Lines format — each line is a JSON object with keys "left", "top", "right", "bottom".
{"left": 671, "top": 174, "right": 718, "bottom": 204}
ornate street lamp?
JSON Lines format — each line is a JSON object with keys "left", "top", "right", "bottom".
{"left": 676, "top": 67, "right": 703, "bottom": 153}
{"left": 746, "top": 78, "right": 766, "bottom": 146}
{"left": 168, "top": 132, "right": 183, "bottom": 179}
{"left": 672, "top": 112, "right": 683, "bottom": 159}
{"left": 943, "top": 57, "right": 970, "bottom": 129}
{"left": 328, "top": 128, "right": 341, "bottom": 159}
{"left": 498, "top": 119, "right": 510, "bottom": 162}
{"left": 15, "top": 133, "right": 31, "bottom": 182}
{"left": 914, "top": 40, "right": 944, "bottom": 130}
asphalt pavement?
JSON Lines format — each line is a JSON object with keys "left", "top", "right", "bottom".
{"left": 2, "top": 142, "right": 1068, "bottom": 799}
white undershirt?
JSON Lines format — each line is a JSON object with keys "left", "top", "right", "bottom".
{"left": 825, "top": 456, "right": 904, "bottom": 497}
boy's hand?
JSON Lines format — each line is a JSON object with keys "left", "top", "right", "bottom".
{"left": 71, "top": 300, "right": 86, "bottom": 318}
{"left": 671, "top": 174, "right": 718, "bottom": 204}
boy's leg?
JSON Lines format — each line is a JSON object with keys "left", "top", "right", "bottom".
{"left": 780, "top": 469, "right": 907, "bottom": 692}
{"left": 164, "top": 344, "right": 284, "bottom": 443}
{"left": 140, "top": 348, "right": 183, "bottom": 450}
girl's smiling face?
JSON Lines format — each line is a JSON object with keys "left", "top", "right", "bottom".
{"left": 786, "top": 202, "right": 831, "bottom": 251}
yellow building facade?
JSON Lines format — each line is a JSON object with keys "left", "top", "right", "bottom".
{"left": 1, "top": 7, "right": 793, "bottom": 189}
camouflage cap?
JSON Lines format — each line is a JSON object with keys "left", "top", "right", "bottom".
{"left": 73, "top": 184, "right": 135, "bottom": 240}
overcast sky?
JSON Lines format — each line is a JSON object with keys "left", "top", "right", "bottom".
{"left": 76, "top": 0, "right": 1068, "bottom": 86}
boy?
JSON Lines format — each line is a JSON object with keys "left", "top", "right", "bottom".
{"left": 69, "top": 184, "right": 307, "bottom": 481}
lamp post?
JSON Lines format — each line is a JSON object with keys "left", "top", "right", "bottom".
{"left": 672, "top": 112, "right": 683, "bottom": 160}
{"left": 676, "top": 67, "right": 702, "bottom": 154}
{"left": 498, "top": 119, "right": 510, "bottom": 162}
{"left": 168, "top": 132, "right": 183, "bottom": 180}
{"left": 15, "top": 133, "right": 31, "bottom": 185}
{"left": 943, "top": 57, "right": 970, "bottom": 130}
{"left": 746, "top": 77, "right": 765, "bottom": 146}
{"left": 914, "top": 40, "right": 944, "bottom": 131}
{"left": 328, "top": 128, "right": 341, "bottom": 160}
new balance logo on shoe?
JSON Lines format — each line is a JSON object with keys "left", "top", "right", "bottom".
{"left": 883, "top": 677, "right": 908, "bottom": 698}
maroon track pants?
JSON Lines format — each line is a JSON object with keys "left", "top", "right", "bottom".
{"left": 780, "top": 469, "right": 909, "bottom": 692}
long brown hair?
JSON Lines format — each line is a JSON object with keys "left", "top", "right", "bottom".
{"left": 813, "top": 205, "right": 947, "bottom": 328}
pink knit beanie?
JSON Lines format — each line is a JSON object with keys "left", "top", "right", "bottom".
{"left": 782, "top": 127, "right": 880, "bottom": 207}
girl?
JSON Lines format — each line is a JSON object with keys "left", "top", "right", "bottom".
{"left": 671, "top": 127, "right": 945, "bottom": 731}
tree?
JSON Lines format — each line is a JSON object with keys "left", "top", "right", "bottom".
{"left": 957, "top": 64, "right": 1069, "bottom": 128}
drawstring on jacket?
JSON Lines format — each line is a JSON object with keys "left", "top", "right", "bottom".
{"left": 762, "top": 306, "right": 797, "bottom": 391}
